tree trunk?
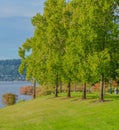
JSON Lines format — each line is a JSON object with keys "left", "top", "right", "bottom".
{"left": 32, "top": 80, "right": 36, "bottom": 99}
{"left": 55, "top": 73, "right": 58, "bottom": 97}
{"left": 74, "top": 83, "right": 77, "bottom": 92}
{"left": 100, "top": 74, "right": 105, "bottom": 102}
{"left": 59, "top": 82, "right": 62, "bottom": 93}
{"left": 67, "top": 81, "right": 71, "bottom": 97}
{"left": 82, "top": 83, "right": 86, "bottom": 99}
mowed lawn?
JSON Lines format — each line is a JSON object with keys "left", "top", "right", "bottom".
{"left": 0, "top": 92, "right": 119, "bottom": 130}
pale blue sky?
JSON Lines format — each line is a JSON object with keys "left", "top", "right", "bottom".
{"left": 0, "top": 0, "right": 44, "bottom": 59}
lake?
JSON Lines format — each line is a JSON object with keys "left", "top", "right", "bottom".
{"left": 0, "top": 81, "right": 33, "bottom": 108}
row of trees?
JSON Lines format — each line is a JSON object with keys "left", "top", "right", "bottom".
{"left": 18, "top": 0, "right": 119, "bottom": 101}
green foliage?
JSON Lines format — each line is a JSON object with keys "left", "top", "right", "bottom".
{"left": 18, "top": 0, "right": 119, "bottom": 99}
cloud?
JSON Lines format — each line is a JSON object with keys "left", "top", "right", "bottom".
{"left": 0, "top": 0, "right": 44, "bottom": 17}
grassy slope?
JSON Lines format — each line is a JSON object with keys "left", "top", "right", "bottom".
{"left": 0, "top": 93, "right": 119, "bottom": 130}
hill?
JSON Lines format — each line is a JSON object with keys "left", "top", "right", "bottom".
{"left": 0, "top": 93, "right": 119, "bottom": 130}
{"left": 0, "top": 59, "right": 25, "bottom": 81}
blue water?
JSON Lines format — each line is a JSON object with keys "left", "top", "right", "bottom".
{"left": 0, "top": 81, "right": 33, "bottom": 108}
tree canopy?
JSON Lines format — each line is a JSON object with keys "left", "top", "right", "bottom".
{"left": 18, "top": 0, "right": 119, "bottom": 100}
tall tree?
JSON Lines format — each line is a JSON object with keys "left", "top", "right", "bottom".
{"left": 92, "top": 0, "right": 119, "bottom": 101}
{"left": 68, "top": 0, "right": 98, "bottom": 99}
{"left": 43, "top": 0, "right": 67, "bottom": 97}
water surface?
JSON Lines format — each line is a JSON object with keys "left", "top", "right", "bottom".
{"left": 0, "top": 81, "right": 32, "bottom": 108}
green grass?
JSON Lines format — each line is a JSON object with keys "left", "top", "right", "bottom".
{"left": 0, "top": 92, "right": 119, "bottom": 130}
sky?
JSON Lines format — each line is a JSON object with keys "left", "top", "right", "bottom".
{"left": 0, "top": 0, "right": 44, "bottom": 59}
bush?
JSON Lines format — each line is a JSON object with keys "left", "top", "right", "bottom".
{"left": 38, "top": 86, "right": 54, "bottom": 96}
{"left": 2, "top": 93, "right": 18, "bottom": 106}
{"left": 20, "top": 86, "right": 33, "bottom": 95}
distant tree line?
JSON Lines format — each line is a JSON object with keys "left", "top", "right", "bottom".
{"left": 0, "top": 59, "right": 25, "bottom": 81}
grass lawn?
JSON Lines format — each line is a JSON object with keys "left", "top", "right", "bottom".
{"left": 0, "top": 92, "right": 119, "bottom": 130}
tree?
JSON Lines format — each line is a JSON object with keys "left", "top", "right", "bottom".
{"left": 18, "top": 0, "right": 119, "bottom": 101}
{"left": 92, "top": 0, "right": 119, "bottom": 101}
{"left": 19, "top": 0, "right": 67, "bottom": 97}
{"left": 43, "top": 0, "right": 67, "bottom": 97}
{"left": 61, "top": 1, "right": 74, "bottom": 97}
{"left": 67, "top": 0, "right": 98, "bottom": 99}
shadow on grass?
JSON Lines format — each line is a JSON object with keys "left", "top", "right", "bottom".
{"left": 87, "top": 93, "right": 119, "bottom": 101}
{"left": 46, "top": 95, "right": 63, "bottom": 100}
{"left": 44, "top": 92, "right": 119, "bottom": 103}
{"left": 90, "top": 99, "right": 113, "bottom": 104}
{"left": 60, "top": 96, "right": 78, "bottom": 100}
